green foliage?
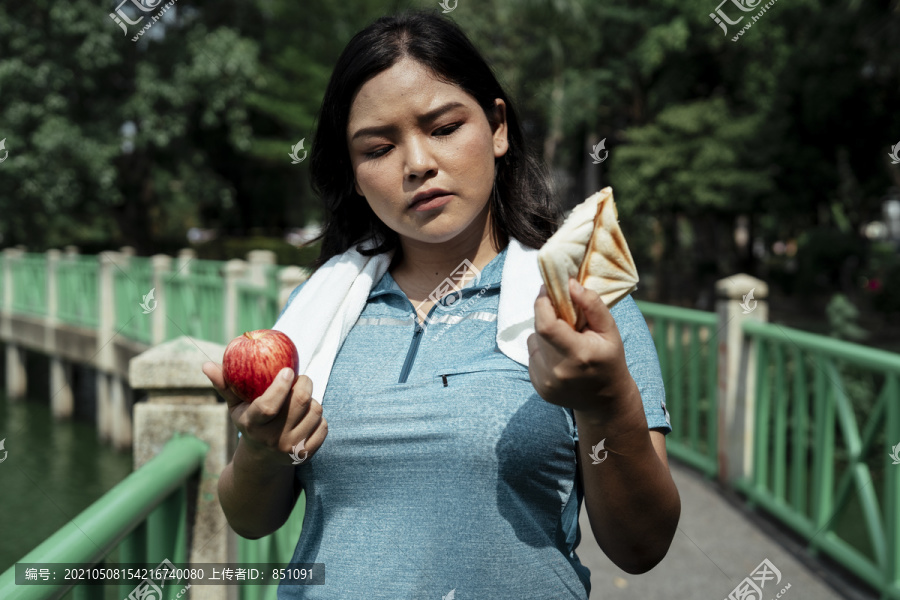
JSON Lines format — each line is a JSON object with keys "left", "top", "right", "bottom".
{"left": 0, "top": 0, "right": 898, "bottom": 315}
{"left": 826, "top": 293, "right": 868, "bottom": 342}
{"left": 192, "top": 237, "right": 320, "bottom": 267}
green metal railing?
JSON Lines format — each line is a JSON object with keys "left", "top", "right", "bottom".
{"left": 237, "top": 264, "right": 281, "bottom": 336}
{"left": 113, "top": 256, "right": 154, "bottom": 344}
{"left": 57, "top": 255, "right": 100, "bottom": 329}
{"left": 738, "top": 320, "right": 900, "bottom": 598}
{"left": 636, "top": 300, "right": 719, "bottom": 477}
{"left": 11, "top": 254, "right": 48, "bottom": 317}
{"left": 166, "top": 259, "right": 227, "bottom": 344}
{"left": 0, "top": 431, "right": 307, "bottom": 600}
{"left": 0, "top": 434, "right": 208, "bottom": 600}
{"left": 238, "top": 497, "right": 306, "bottom": 600}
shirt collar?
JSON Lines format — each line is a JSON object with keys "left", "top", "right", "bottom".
{"left": 368, "top": 243, "right": 508, "bottom": 300}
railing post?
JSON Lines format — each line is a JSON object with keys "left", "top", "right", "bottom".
{"left": 3, "top": 247, "right": 27, "bottom": 401}
{"left": 129, "top": 336, "right": 237, "bottom": 600}
{"left": 177, "top": 248, "right": 195, "bottom": 275}
{"left": 246, "top": 250, "right": 276, "bottom": 287}
{"left": 223, "top": 259, "right": 248, "bottom": 342}
{"left": 47, "top": 249, "right": 75, "bottom": 419}
{"left": 716, "top": 273, "right": 769, "bottom": 484}
{"left": 151, "top": 254, "right": 173, "bottom": 345}
{"left": 278, "top": 266, "right": 309, "bottom": 311}
{"left": 96, "top": 251, "right": 122, "bottom": 442}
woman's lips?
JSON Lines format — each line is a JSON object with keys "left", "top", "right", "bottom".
{"left": 409, "top": 193, "right": 453, "bottom": 211}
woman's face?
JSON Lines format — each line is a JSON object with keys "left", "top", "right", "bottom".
{"left": 347, "top": 57, "right": 508, "bottom": 247}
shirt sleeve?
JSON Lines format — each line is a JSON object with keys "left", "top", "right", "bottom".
{"left": 610, "top": 294, "right": 672, "bottom": 433}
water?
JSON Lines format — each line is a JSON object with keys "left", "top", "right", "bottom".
{"left": 0, "top": 388, "right": 133, "bottom": 573}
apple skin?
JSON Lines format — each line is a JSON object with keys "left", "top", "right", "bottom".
{"left": 222, "top": 329, "right": 299, "bottom": 403}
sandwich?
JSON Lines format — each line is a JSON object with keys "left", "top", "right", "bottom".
{"left": 537, "top": 187, "right": 639, "bottom": 330}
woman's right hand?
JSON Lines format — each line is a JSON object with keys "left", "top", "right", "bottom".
{"left": 202, "top": 361, "right": 328, "bottom": 466}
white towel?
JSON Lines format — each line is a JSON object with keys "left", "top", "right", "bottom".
{"left": 272, "top": 237, "right": 542, "bottom": 403}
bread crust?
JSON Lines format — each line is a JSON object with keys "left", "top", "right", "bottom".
{"left": 538, "top": 187, "right": 638, "bottom": 330}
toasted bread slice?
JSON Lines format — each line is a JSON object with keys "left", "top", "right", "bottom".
{"left": 537, "top": 187, "right": 638, "bottom": 329}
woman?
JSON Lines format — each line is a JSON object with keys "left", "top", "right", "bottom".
{"left": 203, "top": 9, "right": 680, "bottom": 599}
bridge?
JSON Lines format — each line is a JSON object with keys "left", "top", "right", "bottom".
{"left": 0, "top": 247, "right": 897, "bottom": 599}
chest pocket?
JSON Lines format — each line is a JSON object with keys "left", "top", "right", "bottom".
{"left": 435, "top": 365, "right": 530, "bottom": 387}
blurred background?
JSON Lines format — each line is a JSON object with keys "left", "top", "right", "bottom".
{"left": 0, "top": 0, "right": 898, "bottom": 346}
{"left": 1, "top": 0, "right": 900, "bottom": 597}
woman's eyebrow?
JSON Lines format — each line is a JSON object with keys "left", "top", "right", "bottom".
{"left": 350, "top": 101, "right": 467, "bottom": 142}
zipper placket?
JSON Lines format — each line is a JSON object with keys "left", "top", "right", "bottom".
{"left": 398, "top": 321, "right": 424, "bottom": 383}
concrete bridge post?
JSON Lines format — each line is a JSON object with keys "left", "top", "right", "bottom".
{"left": 176, "top": 248, "right": 195, "bottom": 276}
{"left": 2, "top": 248, "right": 27, "bottom": 401}
{"left": 223, "top": 259, "right": 248, "bottom": 342}
{"left": 129, "top": 336, "right": 237, "bottom": 600}
{"left": 278, "top": 266, "right": 309, "bottom": 312}
{"left": 150, "top": 254, "right": 173, "bottom": 346}
{"left": 246, "top": 250, "right": 276, "bottom": 288}
{"left": 47, "top": 249, "right": 75, "bottom": 419}
{"left": 96, "top": 251, "right": 123, "bottom": 442}
{"left": 716, "top": 274, "right": 769, "bottom": 485}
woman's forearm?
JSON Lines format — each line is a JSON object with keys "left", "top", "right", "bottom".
{"left": 218, "top": 438, "right": 300, "bottom": 539}
{"left": 575, "top": 381, "right": 681, "bottom": 574}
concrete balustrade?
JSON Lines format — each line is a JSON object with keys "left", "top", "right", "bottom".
{"left": 129, "top": 335, "right": 237, "bottom": 600}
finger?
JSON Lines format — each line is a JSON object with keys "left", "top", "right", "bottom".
{"left": 285, "top": 375, "right": 319, "bottom": 431}
{"left": 533, "top": 279, "right": 581, "bottom": 353}
{"left": 245, "top": 367, "right": 297, "bottom": 427}
{"left": 569, "top": 279, "right": 616, "bottom": 335}
{"left": 290, "top": 415, "right": 329, "bottom": 463}
{"left": 202, "top": 361, "right": 243, "bottom": 409}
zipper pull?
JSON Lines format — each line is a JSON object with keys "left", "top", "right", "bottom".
{"left": 442, "top": 374, "right": 448, "bottom": 387}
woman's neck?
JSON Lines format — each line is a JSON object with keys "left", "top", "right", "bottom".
{"left": 390, "top": 217, "right": 503, "bottom": 301}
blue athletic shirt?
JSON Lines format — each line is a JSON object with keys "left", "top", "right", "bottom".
{"left": 273, "top": 242, "right": 671, "bottom": 599}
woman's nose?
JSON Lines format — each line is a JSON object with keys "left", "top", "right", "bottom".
{"left": 403, "top": 135, "right": 438, "bottom": 179}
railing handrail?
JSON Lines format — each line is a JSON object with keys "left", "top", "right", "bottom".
{"left": 743, "top": 319, "right": 900, "bottom": 373}
{"left": 635, "top": 299, "right": 719, "bottom": 325}
{"left": 0, "top": 434, "right": 209, "bottom": 599}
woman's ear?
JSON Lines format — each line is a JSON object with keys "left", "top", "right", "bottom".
{"left": 491, "top": 99, "right": 509, "bottom": 158}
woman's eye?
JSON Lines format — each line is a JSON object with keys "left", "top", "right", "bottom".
{"left": 436, "top": 124, "right": 460, "bottom": 136}
{"left": 363, "top": 124, "right": 459, "bottom": 159}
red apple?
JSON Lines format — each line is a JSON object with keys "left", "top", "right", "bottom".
{"left": 222, "top": 329, "right": 299, "bottom": 403}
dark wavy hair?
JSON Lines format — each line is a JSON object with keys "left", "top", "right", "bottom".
{"left": 307, "top": 8, "right": 560, "bottom": 270}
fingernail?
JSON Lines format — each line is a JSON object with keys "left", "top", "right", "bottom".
{"left": 572, "top": 279, "right": 584, "bottom": 293}
{"left": 281, "top": 368, "right": 294, "bottom": 381}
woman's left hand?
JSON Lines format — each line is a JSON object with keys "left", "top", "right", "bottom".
{"left": 526, "top": 278, "right": 636, "bottom": 416}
